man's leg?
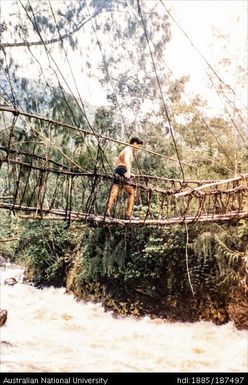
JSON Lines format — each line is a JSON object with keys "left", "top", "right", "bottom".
{"left": 123, "top": 185, "right": 136, "bottom": 217}
{"left": 106, "top": 184, "right": 119, "bottom": 215}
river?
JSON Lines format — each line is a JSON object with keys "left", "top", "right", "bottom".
{"left": 0, "top": 265, "right": 247, "bottom": 372}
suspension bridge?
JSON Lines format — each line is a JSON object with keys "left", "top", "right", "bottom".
{"left": 0, "top": 105, "right": 247, "bottom": 228}
{"left": 0, "top": 1, "right": 247, "bottom": 228}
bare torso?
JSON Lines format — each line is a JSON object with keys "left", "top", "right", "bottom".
{"left": 116, "top": 146, "right": 133, "bottom": 167}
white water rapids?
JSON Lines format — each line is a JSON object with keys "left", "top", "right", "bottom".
{"left": 0, "top": 265, "right": 247, "bottom": 373}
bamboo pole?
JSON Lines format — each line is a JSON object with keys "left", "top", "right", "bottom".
{"left": 174, "top": 173, "right": 248, "bottom": 198}
{"left": 0, "top": 196, "right": 14, "bottom": 200}
{"left": 0, "top": 238, "right": 19, "bottom": 242}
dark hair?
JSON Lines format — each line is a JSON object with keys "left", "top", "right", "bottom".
{"left": 130, "top": 137, "right": 143, "bottom": 145}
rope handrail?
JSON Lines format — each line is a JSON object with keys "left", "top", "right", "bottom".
{"left": 0, "top": 104, "right": 195, "bottom": 168}
{"left": 0, "top": 144, "right": 226, "bottom": 185}
{"left": 0, "top": 157, "right": 186, "bottom": 195}
{"left": 2, "top": 156, "right": 247, "bottom": 199}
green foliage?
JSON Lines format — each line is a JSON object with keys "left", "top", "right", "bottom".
{"left": 77, "top": 228, "right": 129, "bottom": 281}
{"left": 0, "top": 211, "right": 17, "bottom": 259}
{"left": 94, "top": 107, "right": 121, "bottom": 139}
{"left": 73, "top": 220, "right": 247, "bottom": 306}
{"left": 190, "top": 224, "right": 245, "bottom": 293}
{"left": 2, "top": 0, "right": 85, "bottom": 51}
{"left": 236, "top": 219, "right": 248, "bottom": 249}
{"left": 76, "top": 226, "right": 190, "bottom": 299}
{"left": 14, "top": 221, "right": 76, "bottom": 287}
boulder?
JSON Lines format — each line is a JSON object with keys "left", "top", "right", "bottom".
{"left": 0, "top": 309, "right": 8, "bottom": 327}
{"left": 4, "top": 277, "right": 17, "bottom": 286}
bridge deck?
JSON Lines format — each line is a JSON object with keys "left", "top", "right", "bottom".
{"left": 0, "top": 203, "right": 247, "bottom": 227}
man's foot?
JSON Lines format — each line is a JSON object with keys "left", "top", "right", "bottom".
{"left": 124, "top": 214, "right": 139, "bottom": 220}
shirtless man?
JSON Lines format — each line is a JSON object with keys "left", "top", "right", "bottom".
{"left": 106, "top": 137, "right": 143, "bottom": 219}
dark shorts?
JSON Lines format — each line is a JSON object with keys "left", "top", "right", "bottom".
{"left": 113, "top": 165, "right": 127, "bottom": 184}
{"left": 113, "top": 166, "right": 135, "bottom": 188}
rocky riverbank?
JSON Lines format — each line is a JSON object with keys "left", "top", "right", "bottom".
{"left": 66, "top": 252, "right": 248, "bottom": 330}
{"left": 9, "top": 222, "right": 248, "bottom": 330}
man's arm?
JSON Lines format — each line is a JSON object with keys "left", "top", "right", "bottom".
{"left": 123, "top": 147, "right": 133, "bottom": 178}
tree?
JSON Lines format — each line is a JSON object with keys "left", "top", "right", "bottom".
{"left": 1, "top": 1, "right": 172, "bottom": 130}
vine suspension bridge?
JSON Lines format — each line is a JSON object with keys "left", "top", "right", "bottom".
{"left": 0, "top": 1, "right": 247, "bottom": 228}
{"left": 0, "top": 105, "right": 247, "bottom": 228}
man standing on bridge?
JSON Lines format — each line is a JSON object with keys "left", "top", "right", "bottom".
{"left": 105, "top": 137, "right": 143, "bottom": 220}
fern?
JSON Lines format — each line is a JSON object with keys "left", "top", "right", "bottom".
{"left": 191, "top": 227, "right": 244, "bottom": 292}
{"left": 214, "top": 234, "right": 241, "bottom": 272}
{"left": 193, "top": 231, "right": 213, "bottom": 262}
